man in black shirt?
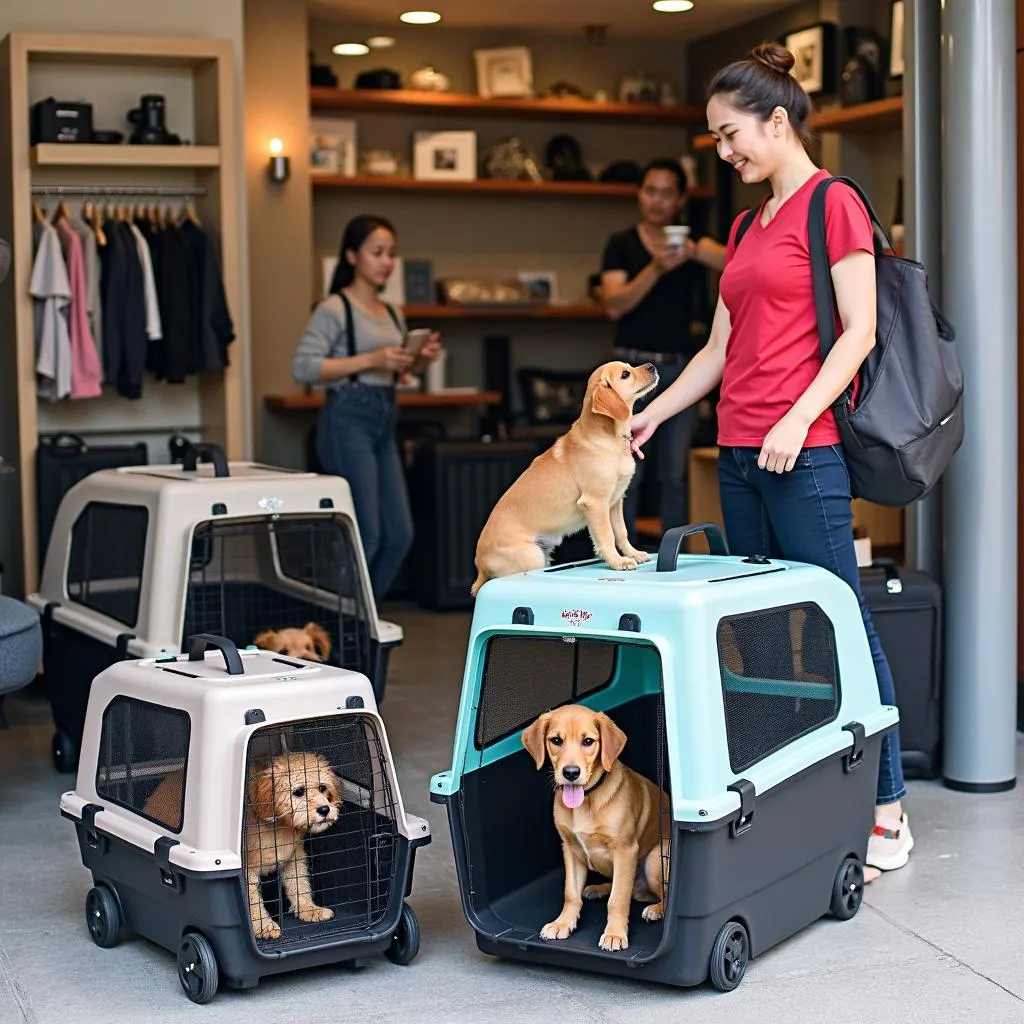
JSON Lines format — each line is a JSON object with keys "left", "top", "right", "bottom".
{"left": 600, "top": 158, "right": 717, "bottom": 540}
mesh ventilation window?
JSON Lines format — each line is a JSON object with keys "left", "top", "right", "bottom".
{"left": 67, "top": 502, "right": 148, "bottom": 627}
{"left": 475, "top": 636, "right": 617, "bottom": 748}
{"left": 95, "top": 697, "right": 190, "bottom": 832}
{"left": 718, "top": 602, "right": 840, "bottom": 773}
{"left": 243, "top": 715, "right": 399, "bottom": 953}
{"left": 183, "top": 515, "right": 373, "bottom": 674}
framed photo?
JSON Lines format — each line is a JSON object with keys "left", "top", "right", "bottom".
{"left": 783, "top": 22, "right": 838, "bottom": 96}
{"left": 517, "top": 271, "right": 558, "bottom": 304}
{"left": 413, "top": 130, "right": 477, "bottom": 181}
{"left": 309, "top": 118, "right": 356, "bottom": 177}
{"left": 890, "top": 0, "right": 905, "bottom": 79}
{"left": 473, "top": 46, "right": 533, "bottom": 99}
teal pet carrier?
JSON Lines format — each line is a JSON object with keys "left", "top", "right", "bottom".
{"left": 430, "top": 524, "right": 898, "bottom": 991}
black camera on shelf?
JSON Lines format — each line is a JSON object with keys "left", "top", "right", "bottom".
{"left": 127, "top": 94, "right": 182, "bottom": 146}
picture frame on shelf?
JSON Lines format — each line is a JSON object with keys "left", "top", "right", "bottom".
{"left": 517, "top": 271, "right": 559, "bottom": 304}
{"left": 413, "top": 130, "right": 477, "bottom": 182}
{"left": 889, "top": 0, "right": 905, "bottom": 79}
{"left": 309, "top": 117, "right": 356, "bottom": 177}
{"left": 403, "top": 259, "right": 435, "bottom": 305}
{"left": 783, "top": 22, "right": 838, "bottom": 96}
{"left": 473, "top": 46, "right": 533, "bottom": 99}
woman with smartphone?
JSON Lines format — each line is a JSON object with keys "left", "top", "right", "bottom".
{"left": 292, "top": 213, "right": 442, "bottom": 601}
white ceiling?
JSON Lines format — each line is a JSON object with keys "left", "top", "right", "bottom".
{"left": 306, "top": 0, "right": 800, "bottom": 41}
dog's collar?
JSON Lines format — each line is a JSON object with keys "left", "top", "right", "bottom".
{"left": 583, "top": 768, "right": 609, "bottom": 797}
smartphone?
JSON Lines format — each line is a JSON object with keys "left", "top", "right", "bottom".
{"left": 404, "top": 328, "right": 431, "bottom": 355}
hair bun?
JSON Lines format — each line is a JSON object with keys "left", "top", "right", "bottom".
{"left": 750, "top": 41, "right": 795, "bottom": 76}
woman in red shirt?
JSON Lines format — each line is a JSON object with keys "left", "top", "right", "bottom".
{"left": 630, "top": 41, "right": 910, "bottom": 882}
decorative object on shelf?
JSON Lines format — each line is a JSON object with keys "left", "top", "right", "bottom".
{"left": 599, "top": 160, "right": 642, "bottom": 184}
{"left": 127, "top": 94, "right": 182, "bottom": 145}
{"left": 481, "top": 137, "right": 544, "bottom": 181}
{"left": 29, "top": 97, "right": 93, "bottom": 144}
{"left": 473, "top": 46, "right": 533, "bottom": 98}
{"left": 594, "top": 89, "right": 609, "bottom": 103}
{"left": 680, "top": 154, "right": 699, "bottom": 189}
{"left": 354, "top": 67, "right": 401, "bottom": 89}
{"left": 539, "top": 80, "right": 591, "bottom": 101}
{"left": 309, "top": 50, "right": 338, "bottom": 88}
{"left": 659, "top": 82, "right": 678, "bottom": 106}
{"left": 268, "top": 137, "right": 289, "bottom": 183}
{"left": 889, "top": 0, "right": 905, "bottom": 80}
{"left": 91, "top": 130, "right": 123, "bottom": 144}
{"left": 360, "top": 148, "right": 401, "bottom": 176}
{"left": 517, "top": 367, "right": 590, "bottom": 425}
{"left": 618, "top": 70, "right": 659, "bottom": 104}
{"left": 783, "top": 22, "right": 839, "bottom": 96}
{"left": 840, "top": 26, "right": 887, "bottom": 106}
{"left": 413, "top": 130, "right": 477, "bottom": 181}
{"left": 309, "top": 117, "right": 356, "bottom": 176}
{"left": 437, "top": 278, "right": 531, "bottom": 306}
{"left": 517, "top": 271, "right": 558, "bottom": 304}
{"left": 403, "top": 259, "right": 434, "bottom": 304}
{"left": 544, "top": 134, "right": 591, "bottom": 181}
{"left": 409, "top": 64, "right": 450, "bottom": 91}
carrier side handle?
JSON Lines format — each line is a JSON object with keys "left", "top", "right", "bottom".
{"left": 187, "top": 633, "right": 245, "bottom": 675}
{"left": 182, "top": 443, "right": 230, "bottom": 478}
{"left": 656, "top": 522, "right": 730, "bottom": 571}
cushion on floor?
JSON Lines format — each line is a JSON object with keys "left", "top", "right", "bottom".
{"left": 0, "top": 597, "right": 42, "bottom": 695}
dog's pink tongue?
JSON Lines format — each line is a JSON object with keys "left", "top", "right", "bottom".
{"left": 561, "top": 784, "right": 584, "bottom": 809}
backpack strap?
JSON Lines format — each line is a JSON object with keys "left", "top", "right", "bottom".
{"left": 733, "top": 206, "right": 759, "bottom": 248}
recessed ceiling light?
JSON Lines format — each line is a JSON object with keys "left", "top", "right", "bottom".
{"left": 653, "top": 0, "right": 695, "bottom": 11}
{"left": 333, "top": 42, "right": 370, "bottom": 55}
{"left": 366, "top": 35, "right": 396, "bottom": 48}
{"left": 399, "top": 10, "right": 442, "bottom": 25}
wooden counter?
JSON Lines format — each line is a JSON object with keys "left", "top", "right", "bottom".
{"left": 264, "top": 389, "right": 503, "bottom": 411}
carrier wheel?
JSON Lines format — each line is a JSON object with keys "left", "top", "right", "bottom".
{"left": 177, "top": 932, "right": 219, "bottom": 1004}
{"left": 830, "top": 856, "right": 865, "bottom": 920}
{"left": 52, "top": 729, "right": 78, "bottom": 774}
{"left": 384, "top": 902, "right": 420, "bottom": 966}
{"left": 84, "top": 885, "right": 121, "bottom": 948}
{"left": 709, "top": 919, "right": 749, "bottom": 992}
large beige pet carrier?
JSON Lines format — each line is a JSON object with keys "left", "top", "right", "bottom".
{"left": 27, "top": 444, "right": 401, "bottom": 774}
{"left": 61, "top": 633, "right": 430, "bottom": 1003}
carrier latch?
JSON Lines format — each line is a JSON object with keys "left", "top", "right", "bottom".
{"left": 154, "top": 836, "right": 182, "bottom": 891}
{"left": 82, "top": 802, "right": 107, "bottom": 853}
{"left": 727, "top": 779, "right": 756, "bottom": 837}
{"left": 842, "top": 721, "right": 866, "bottom": 773}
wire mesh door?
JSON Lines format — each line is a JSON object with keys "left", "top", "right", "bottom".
{"left": 242, "top": 714, "right": 399, "bottom": 951}
{"left": 183, "top": 514, "right": 373, "bottom": 674}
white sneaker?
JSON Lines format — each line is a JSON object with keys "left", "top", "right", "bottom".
{"left": 866, "top": 813, "right": 914, "bottom": 872}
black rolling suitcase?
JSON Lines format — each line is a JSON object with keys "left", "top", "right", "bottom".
{"left": 36, "top": 433, "right": 149, "bottom": 572}
{"left": 859, "top": 559, "right": 943, "bottom": 778}
{"left": 407, "top": 439, "right": 538, "bottom": 610}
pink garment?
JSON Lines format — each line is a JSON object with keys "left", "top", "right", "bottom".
{"left": 56, "top": 219, "right": 103, "bottom": 399}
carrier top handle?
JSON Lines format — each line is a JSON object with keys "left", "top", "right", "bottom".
{"left": 182, "top": 443, "right": 230, "bottom": 478}
{"left": 656, "top": 522, "right": 730, "bottom": 572}
{"left": 187, "top": 633, "right": 245, "bottom": 675}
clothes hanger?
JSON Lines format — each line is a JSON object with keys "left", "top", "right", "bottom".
{"left": 52, "top": 198, "right": 71, "bottom": 224}
{"left": 32, "top": 200, "right": 47, "bottom": 225}
{"left": 181, "top": 199, "right": 201, "bottom": 226}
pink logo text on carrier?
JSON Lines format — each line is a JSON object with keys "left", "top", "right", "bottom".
{"left": 561, "top": 608, "right": 592, "bottom": 627}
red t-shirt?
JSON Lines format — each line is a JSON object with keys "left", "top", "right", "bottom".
{"left": 717, "top": 168, "right": 874, "bottom": 448}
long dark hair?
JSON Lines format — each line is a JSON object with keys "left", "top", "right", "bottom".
{"left": 329, "top": 213, "right": 396, "bottom": 293}
{"left": 707, "top": 41, "right": 814, "bottom": 150}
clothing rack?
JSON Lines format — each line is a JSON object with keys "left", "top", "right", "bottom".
{"left": 39, "top": 425, "right": 204, "bottom": 438}
{"left": 30, "top": 185, "right": 207, "bottom": 198}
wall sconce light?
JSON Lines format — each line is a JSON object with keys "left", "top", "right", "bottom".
{"left": 268, "top": 137, "right": 289, "bottom": 183}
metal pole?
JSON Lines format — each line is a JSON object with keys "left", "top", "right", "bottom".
{"left": 941, "top": 0, "right": 1018, "bottom": 791}
{"left": 903, "top": 0, "right": 945, "bottom": 580}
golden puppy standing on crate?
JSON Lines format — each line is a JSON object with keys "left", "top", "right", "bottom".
{"left": 471, "top": 360, "right": 659, "bottom": 597}
{"left": 253, "top": 622, "right": 332, "bottom": 662}
{"left": 521, "top": 704, "right": 671, "bottom": 953}
{"left": 245, "top": 752, "right": 343, "bottom": 941}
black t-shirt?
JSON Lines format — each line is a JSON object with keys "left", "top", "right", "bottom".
{"left": 600, "top": 226, "right": 710, "bottom": 355}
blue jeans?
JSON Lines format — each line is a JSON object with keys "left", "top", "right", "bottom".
{"left": 624, "top": 362, "right": 698, "bottom": 540}
{"left": 316, "top": 385, "right": 413, "bottom": 602}
{"left": 717, "top": 444, "right": 906, "bottom": 806}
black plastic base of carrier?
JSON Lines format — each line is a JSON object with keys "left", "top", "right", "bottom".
{"left": 65, "top": 809, "right": 427, "bottom": 996}
{"left": 942, "top": 776, "right": 1016, "bottom": 794}
{"left": 442, "top": 698, "right": 885, "bottom": 990}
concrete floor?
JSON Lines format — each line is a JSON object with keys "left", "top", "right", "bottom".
{"left": 1, "top": 606, "right": 1023, "bottom": 1024}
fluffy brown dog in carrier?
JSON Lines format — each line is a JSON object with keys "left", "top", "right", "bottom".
{"left": 253, "top": 622, "right": 332, "bottom": 663}
{"left": 470, "top": 361, "right": 659, "bottom": 597}
{"left": 245, "top": 752, "right": 343, "bottom": 941}
{"left": 521, "top": 704, "right": 671, "bottom": 953}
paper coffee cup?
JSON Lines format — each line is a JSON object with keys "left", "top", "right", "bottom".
{"left": 664, "top": 225, "right": 690, "bottom": 249}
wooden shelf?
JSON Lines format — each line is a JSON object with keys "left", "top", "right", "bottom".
{"left": 311, "top": 174, "right": 715, "bottom": 201}
{"left": 310, "top": 86, "right": 705, "bottom": 126}
{"left": 691, "top": 96, "right": 904, "bottom": 151}
{"left": 403, "top": 304, "right": 607, "bottom": 320}
{"left": 265, "top": 389, "right": 503, "bottom": 411}
{"left": 30, "top": 143, "right": 221, "bottom": 167}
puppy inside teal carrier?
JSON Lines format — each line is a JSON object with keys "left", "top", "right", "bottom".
{"left": 430, "top": 524, "right": 898, "bottom": 991}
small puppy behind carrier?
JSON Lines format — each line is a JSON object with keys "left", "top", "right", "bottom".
{"left": 61, "top": 634, "right": 430, "bottom": 1003}
{"left": 431, "top": 524, "right": 899, "bottom": 992}
{"left": 27, "top": 444, "right": 401, "bottom": 774}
